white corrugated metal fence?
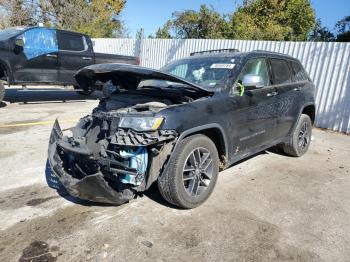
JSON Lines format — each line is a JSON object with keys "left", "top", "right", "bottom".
{"left": 93, "top": 38, "right": 350, "bottom": 133}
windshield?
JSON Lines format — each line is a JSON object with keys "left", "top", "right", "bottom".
{"left": 159, "top": 56, "right": 237, "bottom": 90}
{"left": 0, "top": 27, "right": 25, "bottom": 41}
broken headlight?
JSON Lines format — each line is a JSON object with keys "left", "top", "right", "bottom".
{"left": 119, "top": 116, "right": 164, "bottom": 131}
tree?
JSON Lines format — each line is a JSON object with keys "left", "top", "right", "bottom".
{"left": 309, "top": 19, "right": 334, "bottom": 42}
{"left": 157, "top": 5, "right": 230, "bottom": 39}
{"left": 0, "top": 0, "right": 36, "bottom": 28}
{"left": 0, "top": 0, "right": 127, "bottom": 37}
{"left": 155, "top": 21, "right": 172, "bottom": 38}
{"left": 79, "top": 0, "right": 126, "bottom": 37}
{"left": 335, "top": 16, "right": 350, "bottom": 42}
{"left": 230, "top": 0, "right": 315, "bottom": 41}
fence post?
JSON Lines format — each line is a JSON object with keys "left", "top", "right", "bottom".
{"left": 135, "top": 28, "right": 144, "bottom": 59}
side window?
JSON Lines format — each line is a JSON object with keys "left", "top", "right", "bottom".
{"left": 237, "top": 58, "right": 270, "bottom": 86}
{"left": 58, "top": 32, "right": 85, "bottom": 51}
{"left": 21, "top": 28, "right": 58, "bottom": 59}
{"left": 291, "top": 61, "right": 308, "bottom": 82}
{"left": 269, "top": 59, "right": 292, "bottom": 85}
{"left": 170, "top": 64, "right": 188, "bottom": 78}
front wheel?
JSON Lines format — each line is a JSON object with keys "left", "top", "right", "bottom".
{"left": 158, "top": 134, "right": 219, "bottom": 209}
{"left": 282, "top": 114, "right": 312, "bottom": 157}
{"left": 0, "top": 81, "right": 5, "bottom": 102}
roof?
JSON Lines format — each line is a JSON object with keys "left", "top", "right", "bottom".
{"left": 14, "top": 26, "right": 89, "bottom": 38}
{"left": 182, "top": 49, "right": 298, "bottom": 62}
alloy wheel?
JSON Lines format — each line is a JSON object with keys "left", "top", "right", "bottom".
{"left": 298, "top": 122, "right": 310, "bottom": 149}
{"left": 182, "top": 147, "right": 213, "bottom": 197}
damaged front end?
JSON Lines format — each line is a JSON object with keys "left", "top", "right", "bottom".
{"left": 48, "top": 63, "right": 212, "bottom": 204}
{"left": 48, "top": 115, "right": 177, "bottom": 205}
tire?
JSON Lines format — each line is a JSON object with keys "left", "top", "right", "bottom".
{"left": 0, "top": 81, "right": 5, "bottom": 103}
{"left": 158, "top": 134, "right": 219, "bottom": 209}
{"left": 74, "top": 85, "right": 94, "bottom": 95}
{"left": 282, "top": 114, "right": 312, "bottom": 157}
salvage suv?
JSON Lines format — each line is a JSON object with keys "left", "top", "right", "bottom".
{"left": 48, "top": 49, "right": 315, "bottom": 208}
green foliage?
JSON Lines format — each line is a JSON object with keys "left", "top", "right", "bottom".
{"left": 231, "top": 0, "right": 316, "bottom": 41}
{"left": 309, "top": 19, "right": 334, "bottom": 42}
{"left": 335, "top": 16, "right": 350, "bottom": 42}
{"left": 155, "top": 21, "right": 172, "bottom": 38}
{"left": 77, "top": 0, "right": 126, "bottom": 37}
{"left": 156, "top": 0, "right": 316, "bottom": 41}
{"left": 157, "top": 5, "right": 231, "bottom": 39}
{"left": 0, "top": 0, "right": 127, "bottom": 37}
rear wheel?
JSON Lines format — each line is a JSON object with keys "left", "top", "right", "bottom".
{"left": 282, "top": 114, "right": 312, "bottom": 157}
{"left": 0, "top": 81, "right": 5, "bottom": 103}
{"left": 158, "top": 134, "right": 219, "bottom": 209}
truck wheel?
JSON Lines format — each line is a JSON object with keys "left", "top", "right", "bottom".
{"left": 282, "top": 114, "right": 312, "bottom": 157}
{"left": 74, "top": 85, "right": 94, "bottom": 95}
{"left": 158, "top": 134, "right": 219, "bottom": 209}
{"left": 0, "top": 81, "right": 5, "bottom": 103}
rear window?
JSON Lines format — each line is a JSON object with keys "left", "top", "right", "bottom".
{"left": 270, "top": 59, "right": 292, "bottom": 85}
{"left": 290, "top": 61, "right": 308, "bottom": 82}
{"left": 58, "top": 32, "right": 85, "bottom": 51}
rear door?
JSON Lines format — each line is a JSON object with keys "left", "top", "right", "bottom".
{"left": 269, "top": 58, "right": 302, "bottom": 139}
{"left": 12, "top": 27, "right": 59, "bottom": 83}
{"left": 57, "top": 31, "right": 94, "bottom": 85}
{"left": 229, "top": 57, "right": 278, "bottom": 155}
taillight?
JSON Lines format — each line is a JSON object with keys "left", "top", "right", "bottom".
{"left": 136, "top": 57, "right": 141, "bottom": 65}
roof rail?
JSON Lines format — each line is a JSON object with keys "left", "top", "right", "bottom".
{"left": 251, "top": 50, "right": 281, "bottom": 54}
{"left": 190, "top": 48, "right": 239, "bottom": 56}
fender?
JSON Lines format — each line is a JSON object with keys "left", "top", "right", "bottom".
{"left": 160, "top": 123, "right": 229, "bottom": 178}
{"left": 290, "top": 102, "right": 316, "bottom": 135}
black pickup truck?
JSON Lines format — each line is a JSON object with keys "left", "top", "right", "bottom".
{"left": 0, "top": 26, "right": 139, "bottom": 102}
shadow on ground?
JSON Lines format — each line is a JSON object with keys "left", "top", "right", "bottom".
{"left": 44, "top": 139, "right": 288, "bottom": 209}
{"left": 1, "top": 87, "right": 102, "bottom": 106}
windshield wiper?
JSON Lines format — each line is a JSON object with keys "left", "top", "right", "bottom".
{"left": 140, "top": 82, "right": 208, "bottom": 94}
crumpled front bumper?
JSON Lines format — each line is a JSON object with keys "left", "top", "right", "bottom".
{"left": 47, "top": 120, "right": 133, "bottom": 205}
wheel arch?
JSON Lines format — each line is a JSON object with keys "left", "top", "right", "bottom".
{"left": 160, "top": 124, "right": 229, "bottom": 179}
{"left": 0, "top": 59, "right": 11, "bottom": 84}
{"left": 181, "top": 125, "right": 228, "bottom": 162}
{"left": 302, "top": 104, "right": 316, "bottom": 124}
{"left": 289, "top": 102, "right": 316, "bottom": 136}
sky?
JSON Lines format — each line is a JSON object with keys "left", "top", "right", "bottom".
{"left": 121, "top": 0, "right": 350, "bottom": 37}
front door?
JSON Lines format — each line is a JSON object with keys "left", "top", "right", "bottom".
{"left": 12, "top": 28, "right": 58, "bottom": 83}
{"left": 228, "top": 58, "right": 278, "bottom": 157}
{"left": 57, "top": 31, "right": 94, "bottom": 85}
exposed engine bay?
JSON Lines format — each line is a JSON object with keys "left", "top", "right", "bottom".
{"left": 48, "top": 76, "right": 210, "bottom": 204}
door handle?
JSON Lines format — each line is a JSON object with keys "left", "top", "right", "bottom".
{"left": 293, "top": 87, "right": 302, "bottom": 91}
{"left": 46, "top": 54, "right": 57, "bottom": 58}
{"left": 266, "top": 91, "right": 278, "bottom": 97}
{"left": 82, "top": 57, "right": 92, "bottom": 60}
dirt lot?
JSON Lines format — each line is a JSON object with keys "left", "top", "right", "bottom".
{"left": 1, "top": 87, "right": 350, "bottom": 262}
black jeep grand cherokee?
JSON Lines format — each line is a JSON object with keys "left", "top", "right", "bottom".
{"left": 48, "top": 50, "right": 315, "bottom": 208}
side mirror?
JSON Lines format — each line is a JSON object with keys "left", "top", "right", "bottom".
{"left": 242, "top": 74, "right": 264, "bottom": 90}
{"left": 14, "top": 37, "right": 24, "bottom": 54}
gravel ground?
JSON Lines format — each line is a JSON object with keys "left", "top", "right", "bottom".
{"left": 0, "top": 87, "right": 349, "bottom": 262}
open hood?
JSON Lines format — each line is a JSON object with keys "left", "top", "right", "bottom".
{"left": 75, "top": 63, "right": 213, "bottom": 94}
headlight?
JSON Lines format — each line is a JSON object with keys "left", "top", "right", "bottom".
{"left": 119, "top": 116, "right": 164, "bottom": 131}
